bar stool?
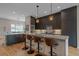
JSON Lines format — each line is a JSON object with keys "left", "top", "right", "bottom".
{"left": 44, "top": 37, "right": 58, "bottom": 56}
{"left": 33, "top": 35, "right": 44, "bottom": 56}
{"left": 22, "top": 34, "right": 29, "bottom": 50}
{"left": 27, "top": 35, "right": 34, "bottom": 54}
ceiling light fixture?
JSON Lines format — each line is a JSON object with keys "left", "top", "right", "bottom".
{"left": 36, "top": 5, "right": 39, "bottom": 23}
{"left": 49, "top": 3, "right": 54, "bottom": 21}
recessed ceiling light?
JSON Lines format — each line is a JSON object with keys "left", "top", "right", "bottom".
{"left": 57, "top": 6, "right": 61, "bottom": 9}
{"left": 44, "top": 11, "right": 48, "bottom": 13}
{"left": 12, "top": 11, "right": 16, "bottom": 14}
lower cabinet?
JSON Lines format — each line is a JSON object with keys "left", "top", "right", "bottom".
{"left": 6, "top": 34, "right": 25, "bottom": 45}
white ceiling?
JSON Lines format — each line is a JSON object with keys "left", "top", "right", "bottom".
{"left": 0, "top": 3, "right": 79, "bottom": 21}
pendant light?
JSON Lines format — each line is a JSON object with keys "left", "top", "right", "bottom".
{"left": 36, "top": 5, "right": 39, "bottom": 23}
{"left": 49, "top": 3, "right": 54, "bottom": 21}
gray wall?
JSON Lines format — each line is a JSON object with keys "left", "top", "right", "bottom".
{"left": 0, "top": 18, "right": 25, "bottom": 35}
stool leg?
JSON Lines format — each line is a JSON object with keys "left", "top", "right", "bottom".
{"left": 50, "top": 45, "right": 52, "bottom": 56}
{"left": 50, "top": 46, "right": 57, "bottom": 56}
{"left": 22, "top": 39, "right": 28, "bottom": 50}
{"left": 30, "top": 39, "right": 32, "bottom": 51}
{"left": 35, "top": 42, "right": 44, "bottom": 56}
{"left": 35, "top": 42, "right": 40, "bottom": 56}
{"left": 27, "top": 40, "right": 34, "bottom": 54}
{"left": 38, "top": 42, "right": 39, "bottom": 53}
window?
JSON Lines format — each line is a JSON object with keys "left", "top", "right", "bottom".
{"left": 11, "top": 24, "right": 16, "bottom": 32}
{"left": 11, "top": 24, "right": 24, "bottom": 33}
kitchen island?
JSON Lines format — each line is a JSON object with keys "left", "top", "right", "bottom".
{"left": 27, "top": 33, "right": 69, "bottom": 56}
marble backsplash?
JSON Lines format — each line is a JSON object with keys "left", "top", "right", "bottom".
{"left": 32, "top": 29, "right": 61, "bottom": 35}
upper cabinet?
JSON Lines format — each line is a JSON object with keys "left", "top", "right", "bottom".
{"left": 35, "top": 12, "right": 61, "bottom": 29}
{"left": 52, "top": 13, "right": 61, "bottom": 29}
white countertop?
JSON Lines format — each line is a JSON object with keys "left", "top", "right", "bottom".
{"left": 27, "top": 33, "right": 69, "bottom": 41}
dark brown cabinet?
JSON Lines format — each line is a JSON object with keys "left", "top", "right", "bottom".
{"left": 35, "top": 12, "right": 61, "bottom": 29}
{"left": 61, "top": 6, "right": 77, "bottom": 47}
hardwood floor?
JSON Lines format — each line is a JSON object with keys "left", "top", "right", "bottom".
{"left": 0, "top": 43, "right": 45, "bottom": 56}
{"left": 0, "top": 43, "right": 79, "bottom": 56}
{"left": 69, "top": 47, "right": 79, "bottom": 56}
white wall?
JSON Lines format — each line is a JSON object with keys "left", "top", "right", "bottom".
{"left": 0, "top": 18, "right": 25, "bottom": 35}
{"left": 77, "top": 6, "right": 79, "bottom": 48}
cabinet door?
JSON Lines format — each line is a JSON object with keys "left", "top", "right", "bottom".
{"left": 53, "top": 13, "right": 61, "bottom": 29}
{"left": 6, "top": 35, "right": 17, "bottom": 45}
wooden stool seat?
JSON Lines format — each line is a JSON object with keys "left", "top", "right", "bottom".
{"left": 27, "top": 35, "right": 32, "bottom": 40}
{"left": 44, "top": 37, "right": 58, "bottom": 56}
